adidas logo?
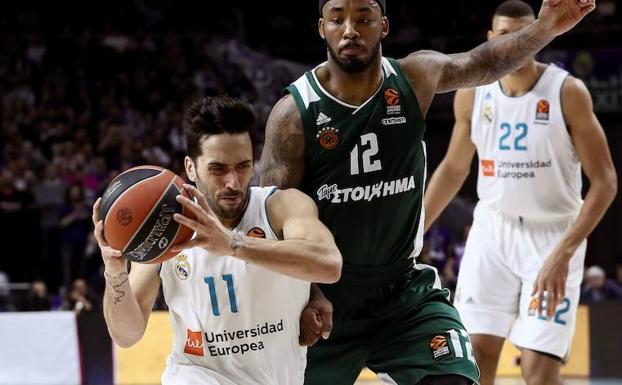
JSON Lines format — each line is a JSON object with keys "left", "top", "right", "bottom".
{"left": 316, "top": 112, "right": 331, "bottom": 126}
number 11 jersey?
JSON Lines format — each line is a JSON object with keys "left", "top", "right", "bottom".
{"left": 160, "top": 186, "right": 310, "bottom": 385}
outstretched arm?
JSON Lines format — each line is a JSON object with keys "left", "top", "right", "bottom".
{"left": 424, "top": 89, "right": 477, "bottom": 231}
{"left": 172, "top": 185, "right": 342, "bottom": 284}
{"left": 399, "top": 0, "right": 596, "bottom": 105}
{"left": 260, "top": 94, "right": 305, "bottom": 188}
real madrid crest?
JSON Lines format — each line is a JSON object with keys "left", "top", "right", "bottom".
{"left": 317, "top": 127, "right": 339, "bottom": 150}
{"left": 482, "top": 105, "right": 493, "bottom": 125}
{"left": 175, "top": 253, "right": 191, "bottom": 280}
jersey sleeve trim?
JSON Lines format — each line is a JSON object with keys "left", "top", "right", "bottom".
{"left": 263, "top": 186, "right": 281, "bottom": 240}
{"left": 385, "top": 57, "right": 425, "bottom": 126}
{"left": 287, "top": 74, "right": 320, "bottom": 110}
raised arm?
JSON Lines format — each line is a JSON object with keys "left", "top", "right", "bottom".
{"left": 172, "top": 184, "right": 342, "bottom": 284}
{"left": 260, "top": 94, "right": 306, "bottom": 188}
{"left": 399, "top": 0, "right": 595, "bottom": 107}
{"left": 424, "top": 88, "right": 477, "bottom": 231}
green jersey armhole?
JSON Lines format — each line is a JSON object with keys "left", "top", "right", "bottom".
{"left": 385, "top": 57, "right": 424, "bottom": 120}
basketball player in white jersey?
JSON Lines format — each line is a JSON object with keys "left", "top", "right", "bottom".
{"left": 424, "top": 2, "right": 617, "bottom": 385}
{"left": 91, "top": 96, "right": 342, "bottom": 385}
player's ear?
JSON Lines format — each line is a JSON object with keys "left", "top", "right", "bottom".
{"left": 318, "top": 18, "right": 326, "bottom": 40}
{"left": 381, "top": 16, "right": 389, "bottom": 39}
{"left": 487, "top": 30, "right": 494, "bottom": 41}
{"left": 185, "top": 156, "right": 197, "bottom": 183}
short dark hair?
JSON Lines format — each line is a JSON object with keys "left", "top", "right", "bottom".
{"left": 319, "top": 0, "right": 386, "bottom": 15}
{"left": 183, "top": 96, "right": 255, "bottom": 160}
{"left": 494, "top": 0, "right": 535, "bottom": 18}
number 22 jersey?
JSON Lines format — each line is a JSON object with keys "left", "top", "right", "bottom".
{"left": 471, "top": 64, "right": 583, "bottom": 221}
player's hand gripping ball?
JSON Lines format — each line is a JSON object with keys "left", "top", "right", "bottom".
{"left": 99, "top": 165, "right": 195, "bottom": 263}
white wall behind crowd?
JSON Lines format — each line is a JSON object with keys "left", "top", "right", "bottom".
{"left": 0, "top": 312, "right": 81, "bottom": 385}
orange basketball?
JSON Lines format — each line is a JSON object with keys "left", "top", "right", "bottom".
{"left": 99, "top": 165, "right": 195, "bottom": 264}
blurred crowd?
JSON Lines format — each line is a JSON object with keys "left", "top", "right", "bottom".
{"left": 0, "top": 1, "right": 620, "bottom": 312}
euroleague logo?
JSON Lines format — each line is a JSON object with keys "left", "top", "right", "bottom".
{"left": 528, "top": 297, "right": 540, "bottom": 317}
{"left": 316, "top": 127, "right": 340, "bottom": 150}
{"left": 384, "top": 88, "right": 400, "bottom": 106}
{"left": 247, "top": 227, "right": 266, "bottom": 239}
{"left": 384, "top": 88, "right": 401, "bottom": 115}
{"left": 536, "top": 99, "right": 550, "bottom": 121}
{"left": 429, "top": 334, "right": 450, "bottom": 359}
{"left": 116, "top": 208, "right": 132, "bottom": 226}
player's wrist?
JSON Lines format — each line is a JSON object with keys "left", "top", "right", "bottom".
{"left": 530, "top": 18, "right": 557, "bottom": 39}
{"left": 104, "top": 267, "right": 129, "bottom": 282}
{"left": 229, "top": 230, "right": 245, "bottom": 257}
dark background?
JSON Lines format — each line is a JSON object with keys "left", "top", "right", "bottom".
{"left": 0, "top": 0, "right": 619, "bottom": 299}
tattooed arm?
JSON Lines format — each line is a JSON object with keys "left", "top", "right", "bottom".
{"left": 93, "top": 199, "right": 161, "bottom": 348}
{"left": 260, "top": 96, "right": 336, "bottom": 345}
{"left": 260, "top": 94, "right": 305, "bottom": 188}
{"left": 102, "top": 263, "right": 161, "bottom": 347}
{"left": 399, "top": 0, "right": 596, "bottom": 115}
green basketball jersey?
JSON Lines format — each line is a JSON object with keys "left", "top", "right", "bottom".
{"left": 286, "top": 57, "right": 427, "bottom": 284}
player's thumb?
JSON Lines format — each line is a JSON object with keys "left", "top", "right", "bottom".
{"left": 320, "top": 311, "right": 333, "bottom": 339}
{"left": 531, "top": 281, "right": 539, "bottom": 296}
{"left": 580, "top": 2, "right": 596, "bottom": 16}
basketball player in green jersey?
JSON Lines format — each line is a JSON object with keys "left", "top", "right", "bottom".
{"left": 260, "top": 1, "right": 596, "bottom": 384}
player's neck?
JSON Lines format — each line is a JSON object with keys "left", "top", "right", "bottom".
{"left": 498, "top": 61, "right": 544, "bottom": 97}
{"left": 218, "top": 195, "right": 250, "bottom": 230}
{"left": 319, "top": 56, "right": 384, "bottom": 106}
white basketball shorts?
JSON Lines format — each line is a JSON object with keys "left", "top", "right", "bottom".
{"left": 454, "top": 202, "right": 586, "bottom": 359}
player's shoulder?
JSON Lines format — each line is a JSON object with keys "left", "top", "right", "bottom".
{"left": 561, "top": 75, "right": 590, "bottom": 98}
{"left": 268, "top": 188, "right": 315, "bottom": 210}
{"left": 455, "top": 87, "right": 476, "bottom": 102}
{"left": 454, "top": 87, "right": 476, "bottom": 117}
{"left": 265, "top": 188, "right": 318, "bottom": 233}
{"left": 397, "top": 50, "right": 445, "bottom": 82}
{"left": 267, "top": 188, "right": 317, "bottom": 218}
{"left": 266, "top": 94, "right": 303, "bottom": 131}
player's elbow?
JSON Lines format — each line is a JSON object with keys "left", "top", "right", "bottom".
{"left": 604, "top": 169, "right": 618, "bottom": 200}
{"left": 110, "top": 330, "right": 144, "bottom": 348}
{"left": 317, "top": 248, "right": 342, "bottom": 284}
{"left": 106, "top": 321, "right": 146, "bottom": 348}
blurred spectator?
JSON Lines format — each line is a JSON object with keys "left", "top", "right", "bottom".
{"left": 0, "top": 174, "right": 37, "bottom": 283}
{"left": 33, "top": 164, "right": 66, "bottom": 286}
{"left": 0, "top": 271, "right": 12, "bottom": 312}
{"left": 425, "top": 223, "right": 453, "bottom": 269}
{"left": 0, "top": 1, "right": 618, "bottom": 304}
{"left": 63, "top": 278, "right": 98, "bottom": 314}
{"left": 616, "top": 263, "right": 622, "bottom": 287}
{"left": 581, "top": 265, "right": 622, "bottom": 302}
{"left": 60, "top": 183, "right": 92, "bottom": 288}
{"left": 21, "top": 280, "right": 52, "bottom": 311}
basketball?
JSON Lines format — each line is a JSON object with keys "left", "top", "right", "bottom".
{"left": 99, "top": 165, "right": 195, "bottom": 264}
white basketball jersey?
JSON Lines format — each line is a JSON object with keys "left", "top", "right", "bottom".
{"left": 159, "top": 186, "right": 310, "bottom": 385}
{"left": 471, "top": 64, "right": 583, "bottom": 221}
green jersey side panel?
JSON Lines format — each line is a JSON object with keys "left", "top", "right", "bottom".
{"left": 286, "top": 57, "right": 427, "bottom": 282}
